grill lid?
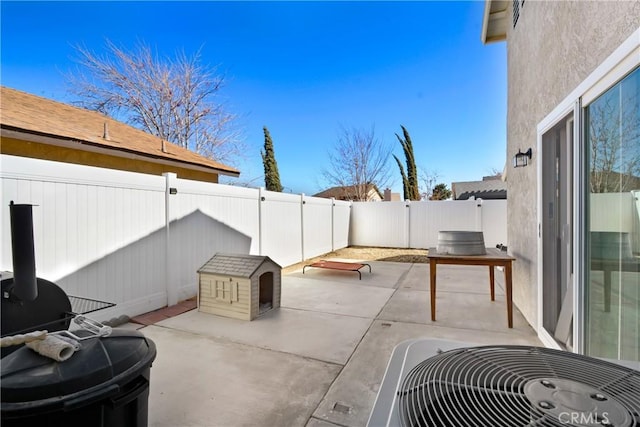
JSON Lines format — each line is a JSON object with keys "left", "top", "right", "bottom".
{"left": 1, "top": 275, "right": 72, "bottom": 339}
{"left": 1, "top": 329, "right": 156, "bottom": 412}
{"left": 397, "top": 345, "right": 640, "bottom": 427}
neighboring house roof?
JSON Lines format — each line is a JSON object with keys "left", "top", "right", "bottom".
{"left": 383, "top": 188, "right": 401, "bottom": 202}
{"left": 314, "top": 184, "right": 383, "bottom": 201}
{"left": 198, "top": 253, "right": 281, "bottom": 277}
{"left": 0, "top": 86, "right": 239, "bottom": 178}
{"left": 451, "top": 178, "right": 507, "bottom": 200}
{"left": 481, "top": 0, "right": 508, "bottom": 44}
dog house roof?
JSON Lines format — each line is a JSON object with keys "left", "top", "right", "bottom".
{"left": 198, "top": 253, "right": 281, "bottom": 278}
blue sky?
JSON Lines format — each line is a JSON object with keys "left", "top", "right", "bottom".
{"left": 1, "top": 1, "right": 506, "bottom": 196}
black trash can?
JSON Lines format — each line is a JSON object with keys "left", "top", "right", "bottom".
{"left": 1, "top": 329, "right": 157, "bottom": 427}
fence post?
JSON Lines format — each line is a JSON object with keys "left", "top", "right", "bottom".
{"left": 475, "top": 197, "right": 483, "bottom": 232}
{"left": 258, "top": 187, "right": 264, "bottom": 256}
{"left": 331, "top": 197, "right": 335, "bottom": 252}
{"left": 300, "top": 193, "right": 306, "bottom": 262}
{"left": 405, "top": 199, "right": 411, "bottom": 248}
{"left": 163, "top": 172, "right": 179, "bottom": 307}
{"left": 349, "top": 201, "right": 353, "bottom": 246}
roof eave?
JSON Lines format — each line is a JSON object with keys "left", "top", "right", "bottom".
{"left": 481, "top": 0, "right": 508, "bottom": 44}
{"left": 1, "top": 126, "right": 241, "bottom": 178}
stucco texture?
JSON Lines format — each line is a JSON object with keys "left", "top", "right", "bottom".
{"left": 505, "top": 1, "right": 640, "bottom": 326}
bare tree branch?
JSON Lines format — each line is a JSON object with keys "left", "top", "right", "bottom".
{"left": 588, "top": 87, "right": 640, "bottom": 193}
{"left": 322, "top": 125, "right": 392, "bottom": 201}
{"left": 419, "top": 167, "right": 440, "bottom": 201}
{"left": 66, "top": 40, "right": 244, "bottom": 165}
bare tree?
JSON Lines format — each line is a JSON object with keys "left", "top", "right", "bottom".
{"left": 67, "top": 40, "right": 243, "bottom": 164}
{"left": 419, "top": 168, "right": 440, "bottom": 201}
{"left": 588, "top": 88, "right": 640, "bottom": 193}
{"left": 486, "top": 167, "right": 504, "bottom": 178}
{"left": 322, "top": 125, "right": 392, "bottom": 201}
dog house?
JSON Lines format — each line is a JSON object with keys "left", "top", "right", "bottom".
{"left": 197, "top": 253, "right": 282, "bottom": 321}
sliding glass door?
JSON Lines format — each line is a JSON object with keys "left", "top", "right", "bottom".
{"left": 541, "top": 114, "right": 573, "bottom": 349}
{"left": 584, "top": 66, "right": 640, "bottom": 361}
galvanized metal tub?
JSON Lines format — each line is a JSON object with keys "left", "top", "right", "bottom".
{"left": 436, "top": 231, "right": 486, "bottom": 255}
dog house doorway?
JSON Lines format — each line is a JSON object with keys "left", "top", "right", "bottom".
{"left": 259, "top": 272, "right": 274, "bottom": 314}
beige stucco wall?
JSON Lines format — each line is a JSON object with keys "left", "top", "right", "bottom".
{"left": 505, "top": 1, "right": 640, "bottom": 327}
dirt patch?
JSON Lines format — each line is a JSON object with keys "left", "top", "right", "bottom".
{"left": 283, "top": 246, "right": 429, "bottom": 274}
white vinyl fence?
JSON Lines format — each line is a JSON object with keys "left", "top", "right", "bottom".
{"left": 349, "top": 198, "right": 508, "bottom": 249}
{"left": 1, "top": 154, "right": 507, "bottom": 321}
{"left": 0, "top": 155, "right": 350, "bottom": 321}
{"left": 591, "top": 191, "right": 640, "bottom": 252}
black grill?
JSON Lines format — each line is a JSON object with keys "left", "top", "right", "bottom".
{"left": 397, "top": 346, "right": 640, "bottom": 427}
{"left": 2, "top": 202, "right": 156, "bottom": 427}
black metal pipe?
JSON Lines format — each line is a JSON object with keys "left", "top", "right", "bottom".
{"left": 9, "top": 201, "right": 38, "bottom": 301}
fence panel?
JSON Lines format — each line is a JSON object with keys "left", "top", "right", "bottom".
{"left": 592, "top": 192, "right": 638, "bottom": 253}
{"left": 481, "top": 199, "right": 508, "bottom": 247}
{"left": 333, "top": 200, "right": 351, "bottom": 250}
{"left": 419, "top": 199, "right": 480, "bottom": 248}
{"left": 170, "top": 177, "right": 260, "bottom": 251}
{"left": 590, "top": 192, "right": 635, "bottom": 232}
{"left": 166, "top": 177, "right": 259, "bottom": 300}
{"left": 260, "top": 190, "right": 303, "bottom": 267}
{"left": 0, "top": 155, "right": 167, "bottom": 318}
{"left": 302, "top": 195, "right": 333, "bottom": 259}
{"left": 407, "top": 202, "right": 431, "bottom": 248}
{"left": 633, "top": 191, "right": 640, "bottom": 253}
{"left": 351, "top": 199, "right": 505, "bottom": 249}
{"left": 350, "top": 202, "right": 408, "bottom": 248}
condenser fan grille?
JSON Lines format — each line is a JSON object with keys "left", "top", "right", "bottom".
{"left": 397, "top": 346, "right": 640, "bottom": 427}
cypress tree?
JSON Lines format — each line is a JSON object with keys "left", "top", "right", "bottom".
{"left": 393, "top": 155, "right": 410, "bottom": 201}
{"left": 395, "top": 125, "right": 420, "bottom": 200}
{"left": 261, "top": 126, "right": 283, "bottom": 192}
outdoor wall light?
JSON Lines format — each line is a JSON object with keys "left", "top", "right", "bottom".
{"left": 513, "top": 148, "right": 532, "bottom": 168}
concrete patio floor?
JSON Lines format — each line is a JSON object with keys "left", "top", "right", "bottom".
{"left": 133, "top": 259, "right": 541, "bottom": 427}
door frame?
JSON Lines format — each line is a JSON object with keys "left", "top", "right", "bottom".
{"left": 535, "top": 28, "right": 639, "bottom": 354}
{"left": 539, "top": 112, "right": 575, "bottom": 349}
{"left": 537, "top": 104, "right": 575, "bottom": 351}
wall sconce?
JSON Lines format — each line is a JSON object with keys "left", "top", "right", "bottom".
{"left": 513, "top": 148, "right": 532, "bottom": 168}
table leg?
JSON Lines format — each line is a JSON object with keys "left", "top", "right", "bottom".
{"left": 505, "top": 262, "right": 513, "bottom": 328}
{"left": 604, "top": 268, "right": 611, "bottom": 312}
{"left": 429, "top": 259, "right": 437, "bottom": 321}
{"left": 489, "top": 265, "right": 495, "bottom": 301}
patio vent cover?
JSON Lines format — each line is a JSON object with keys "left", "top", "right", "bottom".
{"left": 397, "top": 345, "right": 640, "bottom": 427}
